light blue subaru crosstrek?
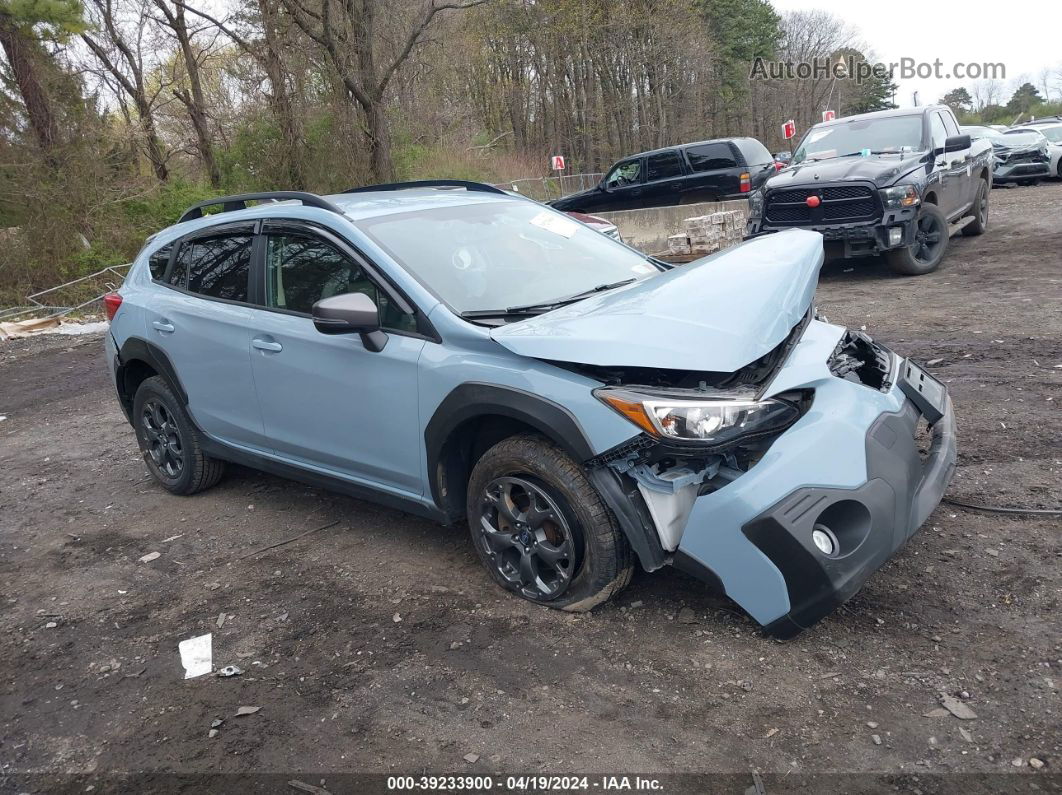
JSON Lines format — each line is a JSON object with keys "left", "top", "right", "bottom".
{"left": 103, "top": 180, "right": 957, "bottom": 637}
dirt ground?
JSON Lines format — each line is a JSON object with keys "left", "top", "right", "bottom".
{"left": 1, "top": 182, "right": 1060, "bottom": 793}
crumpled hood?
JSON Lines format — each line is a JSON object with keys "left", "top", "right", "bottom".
{"left": 490, "top": 229, "right": 823, "bottom": 372}
{"left": 768, "top": 153, "right": 926, "bottom": 189}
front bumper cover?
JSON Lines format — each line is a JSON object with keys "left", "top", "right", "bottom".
{"left": 746, "top": 392, "right": 956, "bottom": 637}
{"left": 746, "top": 205, "right": 918, "bottom": 258}
{"left": 669, "top": 321, "right": 957, "bottom": 637}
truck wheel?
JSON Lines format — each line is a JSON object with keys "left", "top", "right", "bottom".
{"left": 466, "top": 434, "right": 633, "bottom": 611}
{"left": 961, "top": 180, "right": 989, "bottom": 237}
{"left": 885, "top": 204, "right": 948, "bottom": 275}
{"left": 133, "top": 376, "right": 225, "bottom": 495}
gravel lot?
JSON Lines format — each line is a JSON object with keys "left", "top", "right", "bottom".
{"left": 1, "top": 182, "right": 1059, "bottom": 793}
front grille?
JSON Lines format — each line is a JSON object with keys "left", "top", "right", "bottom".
{"left": 765, "top": 184, "right": 878, "bottom": 226}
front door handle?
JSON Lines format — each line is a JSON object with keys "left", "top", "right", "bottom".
{"left": 252, "top": 338, "right": 283, "bottom": 353}
{"left": 152, "top": 320, "right": 175, "bottom": 333}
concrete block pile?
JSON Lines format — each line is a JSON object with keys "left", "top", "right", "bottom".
{"left": 667, "top": 209, "right": 745, "bottom": 256}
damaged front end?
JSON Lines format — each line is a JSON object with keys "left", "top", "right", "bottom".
{"left": 575, "top": 312, "right": 814, "bottom": 566}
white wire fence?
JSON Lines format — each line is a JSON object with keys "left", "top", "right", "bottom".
{"left": 493, "top": 172, "right": 604, "bottom": 201}
{"left": 0, "top": 264, "right": 131, "bottom": 323}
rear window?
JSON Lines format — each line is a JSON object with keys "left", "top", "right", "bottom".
{"left": 175, "top": 234, "right": 253, "bottom": 302}
{"left": 148, "top": 243, "right": 172, "bottom": 280}
{"left": 685, "top": 142, "right": 737, "bottom": 171}
{"left": 735, "top": 139, "right": 772, "bottom": 166}
{"left": 646, "top": 150, "right": 684, "bottom": 180}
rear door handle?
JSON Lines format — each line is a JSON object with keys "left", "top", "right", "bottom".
{"left": 252, "top": 338, "right": 283, "bottom": 353}
{"left": 152, "top": 320, "right": 175, "bottom": 333}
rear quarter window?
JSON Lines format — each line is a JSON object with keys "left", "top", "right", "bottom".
{"left": 735, "top": 139, "right": 773, "bottom": 166}
{"left": 685, "top": 142, "right": 738, "bottom": 171}
{"left": 148, "top": 243, "right": 173, "bottom": 281}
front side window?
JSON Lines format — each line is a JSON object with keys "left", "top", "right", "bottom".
{"left": 646, "top": 151, "right": 684, "bottom": 181}
{"left": 930, "top": 113, "right": 949, "bottom": 151}
{"left": 356, "top": 201, "right": 661, "bottom": 315}
{"left": 685, "top": 143, "right": 737, "bottom": 171}
{"left": 1037, "top": 125, "right": 1062, "bottom": 143}
{"left": 185, "top": 235, "right": 253, "bottom": 302}
{"left": 265, "top": 233, "right": 415, "bottom": 331}
{"left": 604, "top": 160, "right": 642, "bottom": 188}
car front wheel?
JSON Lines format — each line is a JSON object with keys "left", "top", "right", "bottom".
{"left": 885, "top": 204, "right": 949, "bottom": 275}
{"left": 466, "top": 435, "right": 633, "bottom": 611}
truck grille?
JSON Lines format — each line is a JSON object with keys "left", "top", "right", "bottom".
{"left": 765, "top": 184, "right": 878, "bottom": 226}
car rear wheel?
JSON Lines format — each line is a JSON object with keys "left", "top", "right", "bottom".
{"left": 961, "top": 180, "right": 989, "bottom": 237}
{"left": 133, "top": 376, "right": 225, "bottom": 495}
{"left": 885, "top": 204, "right": 948, "bottom": 275}
{"left": 466, "top": 434, "right": 633, "bottom": 611}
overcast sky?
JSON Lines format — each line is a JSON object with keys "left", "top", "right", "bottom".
{"left": 769, "top": 0, "right": 1062, "bottom": 110}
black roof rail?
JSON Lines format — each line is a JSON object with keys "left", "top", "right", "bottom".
{"left": 177, "top": 191, "right": 344, "bottom": 224}
{"left": 343, "top": 179, "right": 509, "bottom": 196}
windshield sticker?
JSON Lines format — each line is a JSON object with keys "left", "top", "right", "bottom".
{"left": 530, "top": 211, "right": 579, "bottom": 238}
{"left": 631, "top": 263, "right": 654, "bottom": 275}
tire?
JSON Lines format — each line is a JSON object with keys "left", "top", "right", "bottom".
{"left": 1057, "top": 161, "right": 1062, "bottom": 179}
{"left": 885, "top": 203, "right": 949, "bottom": 276}
{"left": 466, "top": 434, "right": 634, "bottom": 611}
{"left": 132, "top": 375, "right": 225, "bottom": 495}
{"left": 961, "top": 180, "right": 989, "bottom": 237}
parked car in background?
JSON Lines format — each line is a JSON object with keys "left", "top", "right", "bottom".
{"left": 550, "top": 137, "right": 775, "bottom": 213}
{"left": 964, "top": 124, "right": 1053, "bottom": 184}
{"left": 747, "top": 106, "right": 993, "bottom": 275}
{"left": 1014, "top": 121, "right": 1062, "bottom": 179}
{"left": 993, "top": 129, "right": 1052, "bottom": 185}
{"left": 102, "top": 181, "right": 956, "bottom": 637}
{"left": 773, "top": 150, "right": 792, "bottom": 170}
{"left": 564, "top": 211, "right": 623, "bottom": 242}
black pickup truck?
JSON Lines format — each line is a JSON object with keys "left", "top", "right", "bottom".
{"left": 550, "top": 137, "right": 775, "bottom": 213}
{"left": 746, "top": 106, "right": 994, "bottom": 275}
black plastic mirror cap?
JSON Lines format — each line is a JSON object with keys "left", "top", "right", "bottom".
{"left": 311, "top": 292, "right": 380, "bottom": 334}
{"left": 944, "top": 134, "right": 971, "bottom": 153}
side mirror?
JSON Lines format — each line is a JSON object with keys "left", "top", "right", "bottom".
{"left": 944, "top": 134, "right": 971, "bottom": 153}
{"left": 312, "top": 292, "right": 387, "bottom": 352}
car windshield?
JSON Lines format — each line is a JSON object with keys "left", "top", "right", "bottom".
{"left": 355, "top": 200, "right": 659, "bottom": 315}
{"left": 792, "top": 115, "right": 924, "bottom": 164}
{"left": 1032, "top": 125, "right": 1062, "bottom": 143}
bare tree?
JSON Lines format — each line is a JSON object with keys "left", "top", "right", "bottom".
{"left": 278, "top": 0, "right": 491, "bottom": 181}
{"left": 82, "top": 0, "right": 170, "bottom": 181}
{"left": 174, "top": 0, "right": 306, "bottom": 187}
{"left": 153, "top": 0, "right": 221, "bottom": 186}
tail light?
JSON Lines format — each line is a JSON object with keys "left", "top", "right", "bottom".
{"left": 774, "top": 161, "right": 784, "bottom": 171}
{"left": 740, "top": 172, "right": 751, "bottom": 192}
{"left": 103, "top": 292, "right": 123, "bottom": 322}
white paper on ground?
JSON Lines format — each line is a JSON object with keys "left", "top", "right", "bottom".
{"left": 179, "top": 633, "right": 212, "bottom": 679}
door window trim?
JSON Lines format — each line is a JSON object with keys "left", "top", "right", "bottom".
{"left": 256, "top": 219, "right": 439, "bottom": 342}
{"left": 154, "top": 221, "right": 259, "bottom": 309}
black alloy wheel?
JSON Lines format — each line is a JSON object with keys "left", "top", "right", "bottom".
{"left": 478, "top": 476, "right": 576, "bottom": 601}
{"left": 141, "top": 398, "right": 184, "bottom": 478}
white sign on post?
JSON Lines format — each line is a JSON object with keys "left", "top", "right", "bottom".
{"left": 551, "top": 155, "right": 566, "bottom": 171}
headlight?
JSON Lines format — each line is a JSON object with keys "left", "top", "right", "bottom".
{"left": 594, "top": 387, "right": 800, "bottom": 446}
{"left": 748, "top": 189, "right": 765, "bottom": 216}
{"left": 878, "top": 184, "right": 920, "bottom": 209}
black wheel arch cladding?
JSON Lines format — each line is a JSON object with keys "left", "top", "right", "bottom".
{"left": 116, "top": 337, "right": 189, "bottom": 420}
{"left": 424, "top": 382, "right": 667, "bottom": 570}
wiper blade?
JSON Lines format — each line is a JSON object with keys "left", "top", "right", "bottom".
{"left": 462, "top": 278, "right": 638, "bottom": 320}
{"left": 504, "top": 278, "right": 638, "bottom": 314}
